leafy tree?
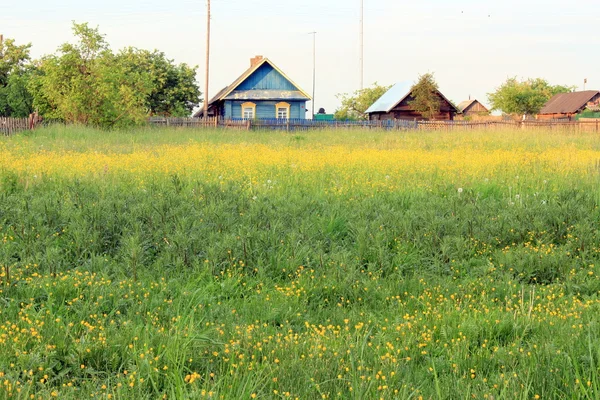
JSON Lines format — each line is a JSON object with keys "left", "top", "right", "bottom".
{"left": 488, "top": 77, "right": 575, "bottom": 116}
{"left": 30, "top": 23, "right": 153, "bottom": 128}
{"left": 0, "top": 37, "right": 35, "bottom": 117}
{"left": 408, "top": 73, "right": 441, "bottom": 120}
{"left": 334, "top": 83, "right": 391, "bottom": 120}
{"left": 116, "top": 48, "right": 201, "bottom": 117}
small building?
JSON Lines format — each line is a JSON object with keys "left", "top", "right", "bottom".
{"left": 314, "top": 108, "right": 334, "bottom": 121}
{"left": 537, "top": 90, "right": 600, "bottom": 120}
{"left": 365, "top": 82, "right": 459, "bottom": 121}
{"left": 194, "top": 56, "right": 311, "bottom": 119}
{"left": 457, "top": 99, "right": 489, "bottom": 117}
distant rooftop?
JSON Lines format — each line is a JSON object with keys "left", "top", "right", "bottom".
{"left": 365, "top": 82, "right": 413, "bottom": 114}
{"left": 539, "top": 90, "right": 600, "bottom": 114}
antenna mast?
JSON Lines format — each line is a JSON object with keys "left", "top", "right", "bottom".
{"left": 359, "top": 0, "right": 364, "bottom": 90}
{"left": 203, "top": 0, "right": 211, "bottom": 119}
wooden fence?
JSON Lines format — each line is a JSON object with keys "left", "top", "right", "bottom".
{"left": 0, "top": 117, "right": 31, "bottom": 136}
{"left": 147, "top": 117, "right": 600, "bottom": 133}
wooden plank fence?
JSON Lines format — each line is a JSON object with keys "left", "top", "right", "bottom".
{"left": 0, "top": 117, "right": 30, "bottom": 136}
{"left": 147, "top": 117, "right": 600, "bottom": 133}
{"left": 0, "top": 114, "right": 42, "bottom": 136}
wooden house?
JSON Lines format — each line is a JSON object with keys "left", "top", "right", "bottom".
{"left": 537, "top": 90, "right": 600, "bottom": 120}
{"left": 457, "top": 99, "right": 489, "bottom": 116}
{"left": 365, "top": 82, "right": 459, "bottom": 121}
{"left": 194, "top": 56, "right": 311, "bottom": 119}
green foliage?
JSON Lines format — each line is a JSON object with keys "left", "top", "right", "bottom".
{"left": 0, "top": 37, "right": 34, "bottom": 117}
{"left": 30, "top": 23, "right": 153, "bottom": 128}
{"left": 28, "top": 22, "right": 202, "bottom": 127}
{"left": 408, "top": 72, "right": 441, "bottom": 119}
{"left": 334, "top": 82, "right": 391, "bottom": 120}
{"left": 488, "top": 77, "right": 576, "bottom": 116}
{"left": 116, "top": 48, "right": 201, "bottom": 117}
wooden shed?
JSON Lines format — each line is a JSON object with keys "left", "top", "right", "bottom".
{"left": 194, "top": 56, "right": 311, "bottom": 119}
{"left": 457, "top": 99, "right": 489, "bottom": 116}
{"left": 537, "top": 91, "right": 600, "bottom": 120}
{"left": 365, "top": 82, "right": 459, "bottom": 121}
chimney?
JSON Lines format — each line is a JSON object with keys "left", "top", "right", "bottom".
{"left": 250, "top": 55, "right": 264, "bottom": 67}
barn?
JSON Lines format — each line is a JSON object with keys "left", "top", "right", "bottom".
{"left": 457, "top": 99, "right": 489, "bottom": 117}
{"left": 194, "top": 56, "right": 311, "bottom": 119}
{"left": 365, "top": 82, "right": 459, "bottom": 121}
{"left": 537, "top": 91, "right": 600, "bottom": 120}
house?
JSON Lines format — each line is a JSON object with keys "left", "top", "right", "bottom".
{"left": 365, "top": 82, "right": 459, "bottom": 121}
{"left": 537, "top": 90, "right": 600, "bottom": 120}
{"left": 194, "top": 56, "right": 311, "bottom": 119}
{"left": 457, "top": 99, "right": 489, "bottom": 117}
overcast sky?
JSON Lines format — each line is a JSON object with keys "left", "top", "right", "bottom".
{"left": 2, "top": 0, "right": 598, "bottom": 115}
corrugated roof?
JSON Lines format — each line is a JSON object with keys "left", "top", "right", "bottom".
{"left": 365, "top": 82, "right": 412, "bottom": 113}
{"left": 539, "top": 91, "right": 600, "bottom": 114}
{"left": 224, "top": 90, "right": 309, "bottom": 101}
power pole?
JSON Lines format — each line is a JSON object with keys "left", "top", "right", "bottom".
{"left": 359, "top": 0, "right": 364, "bottom": 90}
{"left": 312, "top": 32, "right": 316, "bottom": 119}
{"left": 203, "top": 0, "right": 211, "bottom": 119}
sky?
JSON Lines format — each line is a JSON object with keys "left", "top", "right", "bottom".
{"left": 2, "top": 0, "right": 598, "bottom": 115}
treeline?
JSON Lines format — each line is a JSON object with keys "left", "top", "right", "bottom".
{"left": 0, "top": 23, "right": 201, "bottom": 128}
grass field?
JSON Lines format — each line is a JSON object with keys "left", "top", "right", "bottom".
{"left": 1, "top": 126, "right": 600, "bottom": 399}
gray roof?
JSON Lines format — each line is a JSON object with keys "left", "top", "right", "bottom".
{"left": 457, "top": 99, "right": 489, "bottom": 113}
{"left": 365, "top": 82, "right": 412, "bottom": 113}
{"left": 224, "top": 90, "right": 310, "bottom": 101}
{"left": 457, "top": 100, "right": 475, "bottom": 112}
{"left": 539, "top": 91, "right": 600, "bottom": 114}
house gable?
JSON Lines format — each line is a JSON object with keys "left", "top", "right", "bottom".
{"left": 195, "top": 56, "right": 311, "bottom": 119}
{"left": 237, "top": 63, "right": 297, "bottom": 92}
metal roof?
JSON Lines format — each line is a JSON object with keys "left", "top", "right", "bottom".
{"left": 365, "top": 82, "right": 413, "bottom": 113}
{"left": 214, "top": 58, "right": 311, "bottom": 103}
{"left": 224, "top": 90, "right": 310, "bottom": 101}
{"left": 539, "top": 91, "right": 600, "bottom": 114}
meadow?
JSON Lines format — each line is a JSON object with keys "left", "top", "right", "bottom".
{"left": 1, "top": 126, "right": 600, "bottom": 399}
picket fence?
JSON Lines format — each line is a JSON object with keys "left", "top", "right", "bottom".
{"left": 0, "top": 117, "right": 31, "bottom": 136}
{"left": 148, "top": 117, "right": 600, "bottom": 133}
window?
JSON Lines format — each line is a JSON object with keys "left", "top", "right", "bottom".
{"left": 277, "top": 107, "right": 288, "bottom": 119}
{"left": 241, "top": 102, "right": 256, "bottom": 119}
{"left": 275, "top": 102, "right": 290, "bottom": 119}
{"left": 243, "top": 107, "right": 254, "bottom": 119}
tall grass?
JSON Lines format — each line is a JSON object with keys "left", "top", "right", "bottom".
{"left": 0, "top": 126, "right": 600, "bottom": 399}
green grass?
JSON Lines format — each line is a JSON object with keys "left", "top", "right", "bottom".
{"left": 1, "top": 126, "right": 600, "bottom": 399}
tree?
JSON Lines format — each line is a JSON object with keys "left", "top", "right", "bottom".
{"left": 334, "top": 83, "right": 391, "bottom": 120}
{"left": 487, "top": 77, "right": 576, "bottom": 116}
{"left": 116, "top": 48, "right": 201, "bottom": 117}
{"left": 30, "top": 22, "right": 153, "bottom": 128}
{"left": 408, "top": 73, "right": 441, "bottom": 120}
{"left": 0, "top": 37, "right": 35, "bottom": 117}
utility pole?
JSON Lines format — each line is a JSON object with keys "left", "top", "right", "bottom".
{"left": 359, "top": 0, "right": 364, "bottom": 90}
{"left": 312, "top": 32, "right": 316, "bottom": 119}
{"left": 203, "top": 0, "right": 211, "bottom": 119}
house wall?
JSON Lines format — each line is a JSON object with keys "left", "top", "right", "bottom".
{"left": 537, "top": 113, "right": 575, "bottom": 120}
{"left": 226, "top": 100, "right": 306, "bottom": 119}
{"left": 237, "top": 64, "right": 297, "bottom": 91}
